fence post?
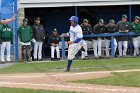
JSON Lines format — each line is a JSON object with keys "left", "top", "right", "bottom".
{"left": 129, "top": 5, "right": 132, "bottom": 23}
{"left": 111, "top": 35, "right": 115, "bottom": 58}
{"left": 61, "top": 37, "right": 65, "bottom": 61}
{"left": 13, "top": 0, "right": 18, "bottom": 63}
{"left": 129, "top": 34, "right": 133, "bottom": 56}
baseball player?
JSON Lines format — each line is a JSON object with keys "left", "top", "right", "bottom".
{"left": 80, "top": 19, "right": 92, "bottom": 60}
{"left": 49, "top": 28, "right": 61, "bottom": 61}
{"left": 18, "top": 18, "right": 33, "bottom": 62}
{"left": 130, "top": 16, "right": 140, "bottom": 56}
{"left": 92, "top": 19, "right": 106, "bottom": 59}
{"left": 116, "top": 14, "right": 130, "bottom": 57}
{"left": 105, "top": 20, "right": 118, "bottom": 57}
{"left": 0, "top": 19, "right": 13, "bottom": 63}
{"left": 32, "top": 17, "right": 45, "bottom": 61}
{"left": 60, "top": 16, "right": 83, "bottom": 72}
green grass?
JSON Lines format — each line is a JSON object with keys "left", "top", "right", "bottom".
{"left": 0, "top": 87, "right": 82, "bottom": 93}
{"left": 0, "top": 58, "right": 140, "bottom": 74}
{"left": 73, "top": 71, "right": 140, "bottom": 87}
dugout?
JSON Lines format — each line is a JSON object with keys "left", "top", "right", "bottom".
{"left": 16, "top": 0, "right": 140, "bottom": 61}
{"left": 24, "top": 5, "right": 140, "bottom": 58}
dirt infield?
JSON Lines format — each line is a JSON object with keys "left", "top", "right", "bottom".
{"left": 0, "top": 69, "right": 140, "bottom": 93}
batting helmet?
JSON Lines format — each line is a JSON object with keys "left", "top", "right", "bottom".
{"left": 69, "top": 16, "right": 79, "bottom": 26}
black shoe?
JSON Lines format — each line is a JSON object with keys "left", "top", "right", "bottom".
{"left": 38, "top": 59, "right": 43, "bottom": 61}
{"left": 34, "top": 59, "right": 37, "bottom": 61}
{"left": 27, "top": 59, "right": 32, "bottom": 62}
{"left": 65, "top": 68, "right": 70, "bottom": 72}
{"left": 0, "top": 62, "right": 5, "bottom": 64}
{"left": 119, "top": 56, "right": 123, "bottom": 58}
{"left": 82, "top": 58, "right": 86, "bottom": 60}
{"left": 23, "top": 59, "right": 27, "bottom": 63}
{"left": 85, "top": 56, "right": 89, "bottom": 59}
{"left": 98, "top": 56, "right": 103, "bottom": 59}
{"left": 51, "top": 58, "right": 55, "bottom": 61}
{"left": 136, "top": 54, "right": 139, "bottom": 56}
{"left": 57, "top": 58, "right": 60, "bottom": 61}
{"left": 94, "top": 57, "right": 98, "bottom": 60}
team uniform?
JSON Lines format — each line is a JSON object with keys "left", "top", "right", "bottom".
{"left": 67, "top": 26, "right": 83, "bottom": 60}
{"left": 80, "top": 19, "right": 92, "bottom": 59}
{"left": 0, "top": 24, "right": 12, "bottom": 63}
{"left": 18, "top": 19, "right": 33, "bottom": 62}
{"left": 64, "top": 16, "right": 83, "bottom": 72}
{"left": 92, "top": 19, "right": 106, "bottom": 58}
{"left": 32, "top": 17, "right": 45, "bottom": 61}
{"left": 49, "top": 29, "right": 61, "bottom": 60}
{"left": 116, "top": 14, "right": 130, "bottom": 57}
{"left": 105, "top": 20, "right": 118, "bottom": 56}
{"left": 130, "top": 16, "right": 140, "bottom": 56}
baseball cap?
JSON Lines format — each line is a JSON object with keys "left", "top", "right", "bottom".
{"left": 122, "top": 14, "right": 127, "bottom": 19}
{"left": 53, "top": 28, "right": 57, "bottom": 32}
{"left": 99, "top": 19, "right": 104, "bottom": 23}
{"left": 83, "top": 19, "right": 88, "bottom": 23}
{"left": 35, "top": 17, "right": 40, "bottom": 20}
{"left": 134, "top": 16, "right": 140, "bottom": 20}
{"left": 23, "top": 18, "right": 28, "bottom": 22}
{"left": 109, "top": 19, "right": 115, "bottom": 23}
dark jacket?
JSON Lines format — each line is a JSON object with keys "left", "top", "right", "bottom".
{"left": 18, "top": 24, "right": 32, "bottom": 43}
{"left": 80, "top": 24, "right": 92, "bottom": 40}
{"left": 32, "top": 24, "right": 45, "bottom": 41}
{"left": 49, "top": 34, "right": 61, "bottom": 45}
{"left": 0, "top": 24, "right": 13, "bottom": 42}
{"left": 130, "top": 22, "right": 140, "bottom": 37}
{"left": 116, "top": 20, "right": 130, "bottom": 41}
{"left": 80, "top": 24, "right": 92, "bottom": 34}
{"left": 105, "top": 24, "right": 118, "bottom": 39}
{"left": 92, "top": 24, "right": 106, "bottom": 39}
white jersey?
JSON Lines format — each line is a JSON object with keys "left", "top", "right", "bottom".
{"left": 67, "top": 25, "right": 83, "bottom": 42}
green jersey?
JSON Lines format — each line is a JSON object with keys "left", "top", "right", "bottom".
{"left": 18, "top": 24, "right": 32, "bottom": 43}
{"left": 130, "top": 22, "right": 140, "bottom": 33}
{"left": 0, "top": 25, "right": 13, "bottom": 42}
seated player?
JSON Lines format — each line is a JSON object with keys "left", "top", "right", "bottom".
{"left": 49, "top": 28, "right": 61, "bottom": 61}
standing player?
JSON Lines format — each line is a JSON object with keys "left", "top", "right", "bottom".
{"left": 18, "top": 18, "right": 33, "bottom": 62}
{"left": 116, "top": 14, "right": 130, "bottom": 57}
{"left": 0, "top": 19, "right": 13, "bottom": 63}
{"left": 130, "top": 16, "right": 140, "bottom": 56}
{"left": 92, "top": 19, "right": 106, "bottom": 59}
{"left": 80, "top": 19, "right": 92, "bottom": 60}
{"left": 105, "top": 20, "right": 118, "bottom": 57}
{"left": 60, "top": 16, "right": 83, "bottom": 72}
{"left": 32, "top": 17, "right": 45, "bottom": 61}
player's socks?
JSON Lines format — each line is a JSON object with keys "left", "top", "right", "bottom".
{"left": 67, "top": 60, "right": 72, "bottom": 70}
